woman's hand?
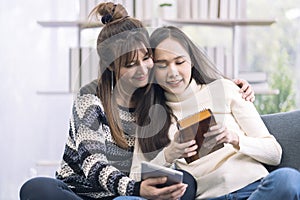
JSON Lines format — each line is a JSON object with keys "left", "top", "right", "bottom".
{"left": 203, "top": 123, "right": 240, "bottom": 150}
{"left": 140, "top": 177, "right": 187, "bottom": 200}
{"left": 234, "top": 79, "right": 255, "bottom": 102}
{"left": 164, "top": 131, "right": 198, "bottom": 164}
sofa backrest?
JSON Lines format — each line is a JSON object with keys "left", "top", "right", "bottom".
{"left": 261, "top": 110, "right": 300, "bottom": 171}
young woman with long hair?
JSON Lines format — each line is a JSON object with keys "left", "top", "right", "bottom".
{"left": 131, "top": 26, "right": 300, "bottom": 200}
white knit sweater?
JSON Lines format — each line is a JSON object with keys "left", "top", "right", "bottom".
{"left": 130, "top": 79, "right": 282, "bottom": 199}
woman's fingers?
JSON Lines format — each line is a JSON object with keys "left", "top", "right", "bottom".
{"left": 155, "top": 183, "right": 187, "bottom": 200}
{"left": 234, "top": 78, "right": 255, "bottom": 102}
{"left": 204, "top": 124, "right": 225, "bottom": 137}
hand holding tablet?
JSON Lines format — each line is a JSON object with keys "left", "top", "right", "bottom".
{"left": 141, "top": 161, "right": 183, "bottom": 186}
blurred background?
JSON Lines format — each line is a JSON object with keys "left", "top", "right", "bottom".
{"left": 1, "top": 0, "right": 299, "bottom": 199}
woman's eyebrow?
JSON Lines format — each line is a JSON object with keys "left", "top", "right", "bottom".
{"left": 154, "top": 55, "right": 185, "bottom": 63}
{"left": 144, "top": 51, "right": 150, "bottom": 57}
{"left": 129, "top": 49, "right": 149, "bottom": 62}
{"left": 140, "top": 47, "right": 149, "bottom": 55}
{"left": 154, "top": 59, "right": 167, "bottom": 63}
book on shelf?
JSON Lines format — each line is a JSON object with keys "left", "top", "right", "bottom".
{"left": 121, "top": 0, "right": 134, "bottom": 17}
{"left": 219, "top": 0, "right": 229, "bottom": 19}
{"left": 177, "top": 109, "right": 223, "bottom": 164}
{"left": 80, "top": 48, "right": 98, "bottom": 87}
{"left": 214, "top": 46, "right": 226, "bottom": 74}
{"left": 69, "top": 48, "right": 81, "bottom": 92}
{"left": 134, "top": 0, "right": 144, "bottom": 20}
{"left": 204, "top": 46, "right": 226, "bottom": 76}
{"left": 199, "top": 0, "right": 209, "bottom": 19}
{"left": 208, "top": 0, "right": 219, "bottom": 19}
{"left": 177, "top": 0, "right": 191, "bottom": 19}
{"left": 135, "top": 0, "right": 153, "bottom": 21}
{"left": 204, "top": 46, "right": 215, "bottom": 63}
{"left": 225, "top": 53, "right": 234, "bottom": 79}
{"left": 191, "top": 0, "right": 199, "bottom": 19}
{"left": 228, "top": 0, "right": 237, "bottom": 19}
{"left": 143, "top": 0, "right": 153, "bottom": 21}
{"left": 69, "top": 47, "right": 99, "bottom": 92}
{"left": 78, "top": 0, "right": 88, "bottom": 21}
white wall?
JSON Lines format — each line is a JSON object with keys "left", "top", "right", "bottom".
{"left": 0, "top": 0, "right": 78, "bottom": 199}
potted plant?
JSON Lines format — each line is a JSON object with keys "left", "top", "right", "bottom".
{"left": 159, "top": 1, "right": 176, "bottom": 19}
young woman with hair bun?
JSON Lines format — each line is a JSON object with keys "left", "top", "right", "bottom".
{"left": 19, "top": 3, "right": 188, "bottom": 200}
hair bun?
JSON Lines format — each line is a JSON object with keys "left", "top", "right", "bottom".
{"left": 101, "top": 14, "right": 113, "bottom": 24}
{"left": 89, "top": 2, "right": 129, "bottom": 25}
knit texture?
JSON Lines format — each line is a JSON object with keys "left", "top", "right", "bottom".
{"left": 56, "top": 80, "right": 138, "bottom": 199}
{"left": 130, "top": 79, "right": 282, "bottom": 199}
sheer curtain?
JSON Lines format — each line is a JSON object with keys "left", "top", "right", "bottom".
{"left": 0, "top": 0, "right": 79, "bottom": 199}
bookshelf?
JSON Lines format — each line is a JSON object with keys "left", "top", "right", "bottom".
{"left": 36, "top": 0, "right": 149, "bottom": 94}
{"left": 160, "top": 19, "right": 276, "bottom": 27}
{"left": 37, "top": 20, "right": 102, "bottom": 28}
{"left": 37, "top": 20, "right": 103, "bottom": 46}
{"left": 153, "top": 0, "right": 278, "bottom": 95}
{"left": 37, "top": 0, "right": 278, "bottom": 95}
{"left": 36, "top": 20, "right": 102, "bottom": 94}
{"left": 158, "top": 18, "right": 278, "bottom": 95}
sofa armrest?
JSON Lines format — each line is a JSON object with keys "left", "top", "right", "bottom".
{"left": 261, "top": 110, "right": 300, "bottom": 171}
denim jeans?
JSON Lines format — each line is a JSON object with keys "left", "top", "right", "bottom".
{"left": 19, "top": 177, "right": 84, "bottom": 200}
{"left": 113, "top": 197, "right": 146, "bottom": 200}
{"left": 208, "top": 167, "right": 300, "bottom": 200}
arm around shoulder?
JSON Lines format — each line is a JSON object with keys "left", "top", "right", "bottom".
{"left": 223, "top": 80, "right": 282, "bottom": 166}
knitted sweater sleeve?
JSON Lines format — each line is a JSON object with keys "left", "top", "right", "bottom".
{"left": 71, "top": 93, "right": 140, "bottom": 196}
{"left": 222, "top": 79, "right": 282, "bottom": 166}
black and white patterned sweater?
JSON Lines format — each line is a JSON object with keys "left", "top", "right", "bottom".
{"left": 56, "top": 80, "right": 140, "bottom": 200}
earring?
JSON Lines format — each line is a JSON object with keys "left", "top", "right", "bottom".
{"left": 111, "top": 70, "right": 114, "bottom": 94}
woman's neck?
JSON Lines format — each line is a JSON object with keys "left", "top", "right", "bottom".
{"left": 164, "top": 79, "right": 200, "bottom": 102}
{"left": 114, "top": 86, "right": 136, "bottom": 108}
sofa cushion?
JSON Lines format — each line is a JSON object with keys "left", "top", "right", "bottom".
{"left": 261, "top": 110, "right": 300, "bottom": 171}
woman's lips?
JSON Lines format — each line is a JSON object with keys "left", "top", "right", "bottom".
{"left": 134, "top": 75, "right": 147, "bottom": 81}
{"left": 167, "top": 79, "right": 183, "bottom": 87}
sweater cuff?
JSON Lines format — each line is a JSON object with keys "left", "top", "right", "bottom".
{"left": 152, "top": 148, "right": 173, "bottom": 167}
{"left": 133, "top": 181, "right": 141, "bottom": 196}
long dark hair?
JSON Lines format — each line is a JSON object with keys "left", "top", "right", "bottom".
{"left": 150, "top": 26, "right": 222, "bottom": 84}
{"left": 89, "top": 2, "right": 152, "bottom": 149}
{"left": 137, "top": 26, "right": 223, "bottom": 159}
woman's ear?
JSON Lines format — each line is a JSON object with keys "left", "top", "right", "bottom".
{"left": 189, "top": 60, "right": 194, "bottom": 68}
{"left": 107, "top": 65, "right": 113, "bottom": 71}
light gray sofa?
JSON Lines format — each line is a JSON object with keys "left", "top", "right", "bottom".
{"left": 261, "top": 109, "right": 300, "bottom": 171}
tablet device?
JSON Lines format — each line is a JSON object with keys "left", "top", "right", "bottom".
{"left": 141, "top": 161, "right": 183, "bottom": 186}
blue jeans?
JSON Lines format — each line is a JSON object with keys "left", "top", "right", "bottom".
{"left": 208, "top": 167, "right": 300, "bottom": 200}
{"left": 20, "top": 170, "right": 196, "bottom": 200}
{"left": 19, "top": 177, "right": 83, "bottom": 200}
{"left": 113, "top": 197, "right": 145, "bottom": 200}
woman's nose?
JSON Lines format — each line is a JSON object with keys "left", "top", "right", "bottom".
{"left": 138, "top": 61, "right": 150, "bottom": 74}
{"left": 168, "top": 63, "right": 179, "bottom": 77}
